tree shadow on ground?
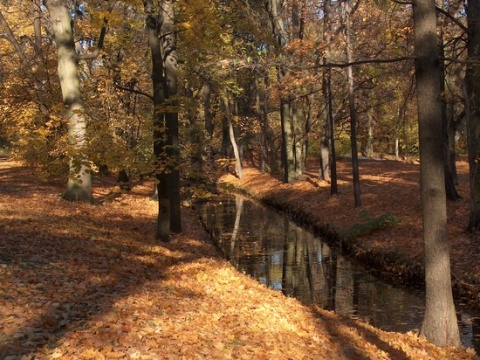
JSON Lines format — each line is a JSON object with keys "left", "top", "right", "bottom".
{"left": 0, "top": 162, "right": 212, "bottom": 357}
{"left": 0, "top": 215, "right": 208, "bottom": 357}
{"left": 310, "top": 306, "right": 410, "bottom": 359}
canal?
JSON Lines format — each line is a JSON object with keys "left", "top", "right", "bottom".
{"left": 195, "top": 193, "right": 480, "bottom": 351}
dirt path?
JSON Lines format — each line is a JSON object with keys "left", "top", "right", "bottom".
{"left": 0, "top": 159, "right": 477, "bottom": 359}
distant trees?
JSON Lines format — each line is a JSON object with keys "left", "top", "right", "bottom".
{"left": 2, "top": 0, "right": 428, "bottom": 194}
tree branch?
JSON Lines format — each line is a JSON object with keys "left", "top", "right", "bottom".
{"left": 442, "top": 57, "right": 480, "bottom": 65}
{"left": 326, "top": 56, "right": 414, "bottom": 68}
{"left": 435, "top": 6, "right": 468, "bottom": 33}
{"left": 0, "top": 10, "right": 29, "bottom": 67}
{"left": 114, "top": 83, "right": 154, "bottom": 101}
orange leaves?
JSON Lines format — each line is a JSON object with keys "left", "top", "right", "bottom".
{"left": 0, "top": 159, "right": 477, "bottom": 359}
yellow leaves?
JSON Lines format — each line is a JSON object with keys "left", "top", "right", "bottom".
{"left": 103, "top": 349, "right": 126, "bottom": 359}
{"left": 48, "top": 349, "right": 64, "bottom": 359}
{"left": 78, "top": 348, "right": 105, "bottom": 360}
{"left": 177, "top": 21, "right": 192, "bottom": 30}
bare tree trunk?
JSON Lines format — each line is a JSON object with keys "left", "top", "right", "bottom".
{"left": 281, "top": 100, "right": 296, "bottom": 183}
{"left": 293, "top": 101, "right": 306, "bottom": 180}
{"left": 144, "top": 0, "right": 169, "bottom": 241}
{"left": 267, "top": 0, "right": 300, "bottom": 183}
{"left": 466, "top": 0, "right": 480, "bottom": 231}
{"left": 161, "top": 0, "right": 181, "bottom": 233}
{"left": 437, "top": 2, "right": 461, "bottom": 201}
{"left": 413, "top": 0, "right": 461, "bottom": 347}
{"left": 254, "top": 71, "right": 270, "bottom": 172}
{"left": 366, "top": 112, "right": 374, "bottom": 158}
{"left": 45, "top": 0, "right": 92, "bottom": 202}
{"left": 33, "top": 0, "right": 42, "bottom": 53}
{"left": 223, "top": 94, "right": 243, "bottom": 179}
{"left": 344, "top": 0, "right": 361, "bottom": 207}
{"left": 320, "top": 0, "right": 338, "bottom": 191}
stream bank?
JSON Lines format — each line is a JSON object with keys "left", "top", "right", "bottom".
{"left": 217, "top": 160, "right": 480, "bottom": 309}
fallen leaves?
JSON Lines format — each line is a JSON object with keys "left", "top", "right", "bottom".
{"left": 0, "top": 159, "right": 477, "bottom": 359}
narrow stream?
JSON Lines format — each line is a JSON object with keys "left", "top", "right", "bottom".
{"left": 195, "top": 193, "right": 480, "bottom": 351}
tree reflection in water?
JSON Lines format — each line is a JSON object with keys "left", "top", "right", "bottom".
{"left": 195, "top": 194, "right": 480, "bottom": 350}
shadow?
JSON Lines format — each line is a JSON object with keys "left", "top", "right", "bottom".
{"left": 0, "top": 162, "right": 212, "bottom": 357}
{"left": 0, "top": 217, "right": 208, "bottom": 357}
{"left": 311, "top": 307, "right": 410, "bottom": 360}
{"left": 305, "top": 176, "right": 322, "bottom": 189}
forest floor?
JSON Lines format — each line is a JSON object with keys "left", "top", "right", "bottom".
{"left": 218, "top": 157, "right": 480, "bottom": 308}
{"left": 0, "top": 158, "right": 478, "bottom": 359}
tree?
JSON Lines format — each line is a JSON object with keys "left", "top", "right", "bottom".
{"left": 45, "top": 0, "right": 92, "bottom": 202}
{"left": 0, "top": 10, "right": 29, "bottom": 67}
{"left": 144, "top": 0, "right": 181, "bottom": 241}
{"left": 144, "top": 0, "right": 169, "bottom": 241}
{"left": 319, "top": 0, "right": 338, "bottom": 195}
{"left": 266, "top": 0, "right": 307, "bottom": 183}
{"left": 437, "top": 0, "right": 461, "bottom": 201}
{"left": 412, "top": 0, "right": 461, "bottom": 347}
{"left": 161, "top": 0, "right": 182, "bottom": 234}
{"left": 466, "top": 0, "right": 480, "bottom": 231}
{"left": 222, "top": 92, "right": 244, "bottom": 179}
{"left": 343, "top": 0, "right": 361, "bottom": 208}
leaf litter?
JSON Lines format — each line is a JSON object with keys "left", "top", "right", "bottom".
{"left": 0, "top": 159, "right": 477, "bottom": 359}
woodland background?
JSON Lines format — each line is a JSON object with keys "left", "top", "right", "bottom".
{"left": 1, "top": 0, "right": 479, "bottom": 352}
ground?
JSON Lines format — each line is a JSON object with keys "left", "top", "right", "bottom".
{"left": 0, "top": 158, "right": 477, "bottom": 359}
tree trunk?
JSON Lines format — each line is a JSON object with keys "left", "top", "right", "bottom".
{"left": 161, "top": 0, "right": 181, "bottom": 234}
{"left": 204, "top": 83, "right": 214, "bottom": 138}
{"left": 144, "top": 0, "right": 169, "bottom": 242}
{"left": 254, "top": 71, "right": 270, "bottom": 172}
{"left": 446, "top": 76, "right": 462, "bottom": 185}
{"left": 344, "top": 0, "right": 361, "bottom": 208}
{"left": 33, "top": 0, "right": 42, "bottom": 54}
{"left": 281, "top": 100, "right": 296, "bottom": 183}
{"left": 321, "top": 0, "right": 338, "bottom": 193}
{"left": 221, "top": 115, "right": 230, "bottom": 157}
{"left": 437, "top": 5, "right": 461, "bottom": 201}
{"left": 413, "top": 0, "right": 461, "bottom": 347}
{"left": 223, "top": 94, "right": 243, "bottom": 179}
{"left": 267, "top": 0, "right": 301, "bottom": 183}
{"left": 466, "top": 0, "right": 480, "bottom": 231}
{"left": 366, "top": 112, "right": 374, "bottom": 158}
{"left": 45, "top": 0, "right": 92, "bottom": 203}
{"left": 117, "top": 169, "right": 130, "bottom": 191}
{"left": 293, "top": 101, "right": 306, "bottom": 180}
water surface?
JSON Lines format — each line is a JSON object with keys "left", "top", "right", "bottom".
{"left": 196, "top": 194, "right": 480, "bottom": 350}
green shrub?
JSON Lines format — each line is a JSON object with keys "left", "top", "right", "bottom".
{"left": 343, "top": 210, "right": 398, "bottom": 238}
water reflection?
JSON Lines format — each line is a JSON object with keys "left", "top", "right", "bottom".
{"left": 196, "top": 194, "right": 480, "bottom": 350}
